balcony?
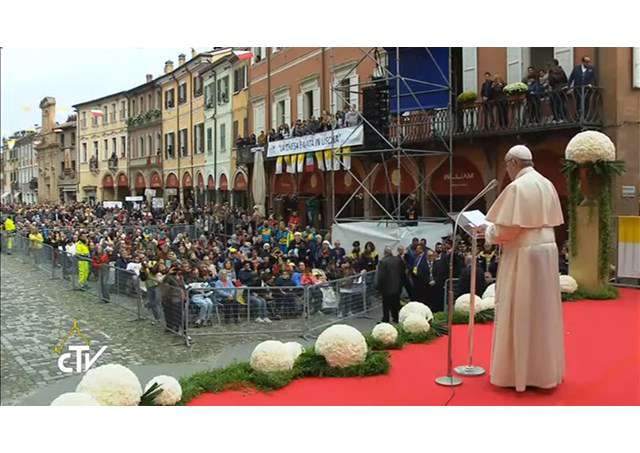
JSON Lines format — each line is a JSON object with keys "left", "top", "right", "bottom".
{"left": 108, "top": 156, "right": 119, "bottom": 172}
{"left": 126, "top": 109, "right": 162, "bottom": 130}
{"left": 390, "top": 86, "right": 603, "bottom": 146}
{"left": 129, "top": 153, "right": 163, "bottom": 169}
{"left": 235, "top": 145, "right": 261, "bottom": 165}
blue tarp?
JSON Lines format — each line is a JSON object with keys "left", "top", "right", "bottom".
{"left": 385, "top": 47, "right": 450, "bottom": 113}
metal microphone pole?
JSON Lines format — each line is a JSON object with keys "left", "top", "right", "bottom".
{"left": 435, "top": 179, "right": 497, "bottom": 387}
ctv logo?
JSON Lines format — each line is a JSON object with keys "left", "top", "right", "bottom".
{"left": 53, "top": 320, "right": 108, "bottom": 374}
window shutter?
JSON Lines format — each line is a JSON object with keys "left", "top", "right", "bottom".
{"left": 312, "top": 87, "right": 321, "bottom": 119}
{"left": 284, "top": 98, "right": 291, "bottom": 126}
{"left": 349, "top": 74, "right": 359, "bottom": 110}
{"left": 462, "top": 47, "right": 478, "bottom": 92}
{"left": 634, "top": 48, "right": 640, "bottom": 88}
{"left": 272, "top": 102, "right": 277, "bottom": 129}
{"left": 507, "top": 47, "right": 523, "bottom": 84}
{"left": 553, "top": 47, "right": 574, "bottom": 78}
{"left": 297, "top": 93, "right": 304, "bottom": 120}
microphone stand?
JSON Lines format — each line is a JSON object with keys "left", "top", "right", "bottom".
{"left": 435, "top": 180, "right": 497, "bottom": 387}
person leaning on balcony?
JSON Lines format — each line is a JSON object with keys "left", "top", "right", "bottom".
{"left": 491, "top": 74, "right": 508, "bottom": 128}
{"left": 481, "top": 72, "right": 494, "bottom": 128}
{"left": 345, "top": 106, "right": 360, "bottom": 127}
{"left": 257, "top": 130, "right": 267, "bottom": 146}
{"left": 548, "top": 59, "right": 568, "bottom": 122}
{"left": 568, "top": 56, "right": 597, "bottom": 116}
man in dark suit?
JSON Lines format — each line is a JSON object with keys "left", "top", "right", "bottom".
{"left": 481, "top": 72, "right": 494, "bottom": 129}
{"left": 456, "top": 254, "right": 487, "bottom": 298}
{"left": 568, "top": 56, "right": 597, "bottom": 117}
{"left": 410, "top": 243, "right": 430, "bottom": 307}
{"left": 375, "top": 246, "right": 405, "bottom": 323}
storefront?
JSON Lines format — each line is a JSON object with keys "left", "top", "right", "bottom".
{"left": 102, "top": 174, "right": 115, "bottom": 201}
{"left": 134, "top": 172, "right": 146, "bottom": 197}
{"left": 116, "top": 173, "right": 130, "bottom": 201}
{"left": 430, "top": 156, "right": 485, "bottom": 213}
{"left": 165, "top": 173, "right": 179, "bottom": 204}
{"left": 232, "top": 172, "right": 249, "bottom": 209}
{"left": 218, "top": 174, "right": 229, "bottom": 204}
{"left": 182, "top": 172, "right": 193, "bottom": 206}
{"left": 207, "top": 175, "right": 215, "bottom": 205}
{"left": 150, "top": 171, "right": 163, "bottom": 200}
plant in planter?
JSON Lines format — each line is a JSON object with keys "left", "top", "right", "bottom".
{"left": 457, "top": 91, "right": 478, "bottom": 106}
{"left": 561, "top": 130, "right": 625, "bottom": 284}
{"left": 503, "top": 82, "right": 528, "bottom": 99}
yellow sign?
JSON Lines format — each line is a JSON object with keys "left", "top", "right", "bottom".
{"left": 53, "top": 319, "right": 91, "bottom": 355}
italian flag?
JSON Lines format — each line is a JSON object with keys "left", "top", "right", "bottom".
{"left": 617, "top": 216, "right": 640, "bottom": 278}
{"left": 304, "top": 153, "right": 315, "bottom": 172}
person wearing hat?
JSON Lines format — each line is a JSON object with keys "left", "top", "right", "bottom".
{"left": 478, "top": 144, "right": 565, "bottom": 392}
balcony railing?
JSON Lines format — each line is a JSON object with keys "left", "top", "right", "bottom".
{"left": 235, "top": 145, "right": 260, "bottom": 165}
{"left": 126, "top": 109, "right": 162, "bottom": 130}
{"left": 129, "top": 154, "right": 162, "bottom": 168}
{"left": 390, "top": 86, "right": 603, "bottom": 146}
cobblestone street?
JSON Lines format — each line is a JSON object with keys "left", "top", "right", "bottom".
{"left": 0, "top": 254, "right": 244, "bottom": 405}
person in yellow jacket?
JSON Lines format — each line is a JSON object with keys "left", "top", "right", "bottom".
{"left": 3, "top": 217, "right": 16, "bottom": 254}
{"left": 76, "top": 235, "right": 90, "bottom": 289}
{"left": 28, "top": 226, "right": 44, "bottom": 265}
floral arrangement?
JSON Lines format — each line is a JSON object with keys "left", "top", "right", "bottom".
{"left": 76, "top": 364, "right": 143, "bottom": 406}
{"left": 50, "top": 392, "right": 100, "bottom": 406}
{"left": 457, "top": 91, "right": 478, "bottom": 104}
{"left": 284, "top": 342, "right": 305, "bottom": 361}
{"left": 503, "top": 82, "right": 528, "bottom": 96}
{"left": 250, "top": 340, "right": 295, "bottom": 373}
{"left": 314, "top": 324, "right": 368, "bottom": 368}
{"left": 144, "top": 375, "right": 182, "bottom": 406}
{"left": 562, "top": 131, "right": 625, "bottom": 285}
{"left": 402, "top": 313, "right": 431, "bottom": 334}
{"left": 454, "top": 293, "right": 482, "bottom": 313}
{"left": 482, "top": 283, "right": 495, "bottom": 299}
{"left": 565, "top": 131, "right": 616, "bottom": 164}
{"left": 477, "top": 296, "right": 495, "bottom": 312}
{"left": 559, "top": 275, "right": 578, "bottom": 294}
{"left": 399, "top": 301, "right": 434, "bottom": 324}
{"left": 371, "top": 323, "right": 398, "bottom": 346}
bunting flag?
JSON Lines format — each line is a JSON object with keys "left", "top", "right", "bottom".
{"left": 285, "top": 155, "right": 296, "bottom": 174}
{"left": 333, "top": 149, "right": 341, "bottom": 170}
{"left": 297, "top": 153, "right": 305, "bottom": 173}
{"left": 342, "top": 147, "right": 352, "bottom": 171}
{"left": 275, "top": 156, "right": 283, "bottom": 175}
{"left": 315, "top": 151, "right": 325, "bottom": 171}
{"left": 324, "top": 149, "right": 333, "bottom": 171}
{"left": 304, "top": 153, "right": 315, "bottom": 172}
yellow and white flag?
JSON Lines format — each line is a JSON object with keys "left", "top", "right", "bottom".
{"left": 275, "top": 156, "right": 283, "bottom": 174}
{"left": 341, "top": 147, "right": 352, "bottom": 171}
{"left": 297, "top": 153, "right": 305, "bottom": 173}
{"left": 315, "top": 151, "right": 325, "bottom": 171}
{"left": 617, "top": 216, "right": 640, "bottom": 278}
{"left": 285, "top": 155, "right": 296, "bottom": 174}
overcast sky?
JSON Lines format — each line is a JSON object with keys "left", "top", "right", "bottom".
{"left": 1, "top": 47, "right": 202, "bottom": 139}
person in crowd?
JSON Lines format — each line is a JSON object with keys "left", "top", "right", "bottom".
{"left": 359, "top": 241, "right": 379, "bottom": 272}
{"left": 568, "top": 55, "right": 597, "bottom": 116}
{"left": 375, "top": 246, "right": 404, "bottom": 323}
{"left": 492, "top": 74, "right": 508, "bottom": 128}
{"left": 162, "top": 264, "right": 187, "bottom": 336}
{"left": 481, "top": 71, "right": 495, "bottom": 129}
{"left": 456, "top": 253, "right": 487, "bottom": 299}
{"left": 215, "top": 270, "right": 239, "bottom": 324}
{"left": 142, "top": 261, "right": 164, "bottom": 323}
{"left": 548, "top": 58, "right": 568, "bottom": 122}
{"left": 184, "top": 267, "right": 215, "bottom": 327}
{"left": 525, "top": 72, "right": 545, "bottom": 124}
{"left": 76, "top": 234, "right": 90, "bottom": 290}
{"left": 344, "top": 105, "right": 360, "bottom": 127}
{"left": 28, "top": 226, "right": 44, "bottom": 264}
{"left": 2, "top": 215, "right": 16, "bottom": 254}
{"left": 92, "top": 245, "right": 112, "bottom": 302}
{"left": 410, "top": 243, "right": 430, "bottom": 306}
{"left": 522, "top": 66, "right": 537, "bottom": 84}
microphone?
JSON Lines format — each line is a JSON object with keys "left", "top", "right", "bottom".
{"left": 457, "top": 179, "right": 497, "bottom": 222}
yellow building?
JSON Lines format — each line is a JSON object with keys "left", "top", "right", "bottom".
{"left": 74, "top": 92, "right": 129, "bottom": 202}
{"left": 230, "top": 51, "right": 251, "bottom": 207}
{"left": 157, "top": 48, "right": 232, "bottom": 206}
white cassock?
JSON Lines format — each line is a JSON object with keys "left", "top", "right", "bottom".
{"left": 485, "top": 166, "right": 565, "bottom": 391}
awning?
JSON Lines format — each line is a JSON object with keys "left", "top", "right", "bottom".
{"left": 219, "top": 174, "right": 228, "bottom": 191}
{"left": 233, "top": 173, "right": 248, "bottom": 191}
{"left": 103, "top": 175, "right": 114, "bottom": 188}
{"left": 117, "top": 173, "right": 128, "bottom": 187}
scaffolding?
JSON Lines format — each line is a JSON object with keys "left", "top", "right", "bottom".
{"left": 327, "top": 47, "right": 454, "bottom": 229}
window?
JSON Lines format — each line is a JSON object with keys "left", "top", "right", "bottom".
{"left": 179, "top": 128, "right": 188, "bottom": 156}
{"left": 156, "top": 132, "right": 162, "bottom": 154}
{"left": 165, "top": 132, "right": 175, "bottom": 159}
{"left": 178, "top": 83, "right": 187, "bottom": 104}
{"left": 60, "top": 133, "right": 65, "bottom": 146}
{"left": 304, "top": 91, "right": 313, "bottom": 119}
{"left": 253, "top": 101, "right": 265, "bottom": 135}
{"left": 193, "top": 75, "right": 203, "bottom": 97}
{"left": 82, "top": 143, "right": 87, "bottom": 163}
{"left": 147, "top": 94, "right": 153, "bottom": 112}
{"left": 252, "top": 47, "right": 266, "bottom": 64}
{"left": 112, "top": 137, "right": 117, "bottom": 158}
{"left": 217, "top": 76, "right": 229, "bottom": 105}
{"left": 121, "top": 136, "right": 126, "bottom": 157}
{"left": 272, "top": 47, "right": 282, "bottom": 53}
{"left": 277, "top": 100, "right": 286, "bottom": 127}
{"left": 92, "top": 114, "right": 98, "bottom": 127}
{"left": 338, "top": 78, "right": 351, "bottom": 110}
{"left": 138, "top": 137, "right": 144, "bottom": 158}
{"left": 194, "top": 123, "right": 204, "bottom": 154}
{"left": 234, "top": 66, "right": 247, "bottom": 92}
{"left": 120, "top": 100, "right": 126, "bottom": 120}
{"left": 634, "top": 48, "right": 640, "bottom": 88}
{"left": 111, "top": 103, "right": 116, "bottom": 122}
{"left": 206, "top": 127, "right": 213, "bottom": 153}
{"left": 71, "top": 132, "right": 76, "bottom": 146}
{"left": 165, "top": 88, "right": 175, "bottom": 109}
{"left": 104, "top": 139, "right": 109, "bottom": 160}
{"left": 220, "top": 124, "right": 226, "bottom": 152}
{"left": 298, "top": 81, "right": 320, "bottom": 120}
{"left": 233, "top": 120, "right": 239, "bottom": 140}
{"left": 140, "top": 95, "right": 145, "bottom": 113}
{"left": 132, "top": 99, "right": 137, "bottom": 116}
{"left": 93, "top": 141, "right": 99, "bottom": 160}
{"left": 156, "top": 90, "right": 162, "bottom": 110}
{"left": 103, "top": 106, "right": 109, "bottom": 125}
{"left": 81, "top": 112, "right": 87, "bottom": 129}
{"left": 148, "top": 134, "right": 153, "bottom": 156}
{"left": 204, "top": 84, "right": 215, "bottom": 108}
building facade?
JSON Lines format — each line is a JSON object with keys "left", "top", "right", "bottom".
{"left": 126, "top": 74, "right": 163, "bottom": 201}
{"left": 35, "top": 97, "right": 78, "bottom": 203}
{"left": 230, "top": 51, "right": 251, "bottom": 207}
{"left": 74, "top": 91, "right": 129, "bottom": 203}
{"left": 12, "top": 131, "right": 40, "bottom": 204}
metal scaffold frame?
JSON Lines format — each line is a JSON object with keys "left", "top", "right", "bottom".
{"left": 327, "top": 47, "right": 454, "bottom": 228}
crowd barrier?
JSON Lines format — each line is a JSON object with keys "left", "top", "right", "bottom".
{"left": 1, "top": 231, "right": 383, "bottom": 347}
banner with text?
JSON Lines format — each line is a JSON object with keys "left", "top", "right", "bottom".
{"left": 266, "top": 125, "right": 363, "bottom": 158}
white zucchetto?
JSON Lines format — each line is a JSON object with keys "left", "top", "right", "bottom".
{"left": 505, "top": 145, "right": 533, "bottom": 161}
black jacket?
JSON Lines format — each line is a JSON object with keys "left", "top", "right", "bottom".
{"left": 375, "top": 255, "right": 405, "bottom": 295}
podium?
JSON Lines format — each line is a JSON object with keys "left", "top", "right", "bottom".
{"left": 450, "top": 210, "right": 487, "bottom": 377}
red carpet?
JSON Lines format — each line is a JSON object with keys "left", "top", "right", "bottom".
{"left": 189, "top": 288, "right": 640, "bottom": 406}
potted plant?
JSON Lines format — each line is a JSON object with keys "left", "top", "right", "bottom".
{"left": 456, "top": 91, "right": 478, "bottom": 106}
{"left": 503, "top": 82, "right": 528, "bottom": 101}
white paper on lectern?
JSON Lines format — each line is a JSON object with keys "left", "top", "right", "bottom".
{"left": 463, "top": 210, "right": 491, "bottom": 228}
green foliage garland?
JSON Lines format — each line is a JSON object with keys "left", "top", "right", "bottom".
{"left": 561, "top": 284, "right": 619, "bottom": 301}
{"left": 562, "top": 160, "right": 581, "bottom": 257}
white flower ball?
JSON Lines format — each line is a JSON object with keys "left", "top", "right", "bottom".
{"left": 371, "top": 323, "right": 398, "bottom": 346}
{"left": 402, "top": 313, "right": 431, "bottom": 334}
{"left": 250, "top": 340, "right": 294, "bottom": 373}
{"left": 144, "top": 375, "right": 182, "bottom": 406}
{"left": 559, "top": 275, "right": 578, "bottom": 294}
{"left": 454, "top": 293, "right": 482, "bottom": 313}
{"left": 482, "top": 283, "right": 495, "bottom": 299}
{"left": 284, "top": 341, "right": 305, "bottom": 361}
{"left": 478, "top": 296, "right": 495, "bottom": 311}
{"left": 565, "top": 130, "right": 616, "bottom": 164}
{"left": 51, "top": 392, "right": 100, "bottom": 406}
{"left": 314, "top": 324, "right": 368, "bottom": 368}
{"left": 399, "top": 301, "right": 434, "bottom": 323}
{"left": 76, "top": 363, "right": 143, "bottom": 406}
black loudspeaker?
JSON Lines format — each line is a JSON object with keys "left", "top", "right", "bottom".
{"left": 363, "top": 77, "right": 390, "bottom": 149}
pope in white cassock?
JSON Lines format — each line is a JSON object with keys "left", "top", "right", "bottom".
{"left": 480, "top": 145, "right": 565, "bottom": 392}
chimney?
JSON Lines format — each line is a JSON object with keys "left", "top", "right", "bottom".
{"left": 178, "top": 54, "right": 186, "bottom": 66}
{"left": 164, "top": 60, "right": 174, "bottom": 74}
{"left": 146, "top": 74, "right": 153, "bottom": 83}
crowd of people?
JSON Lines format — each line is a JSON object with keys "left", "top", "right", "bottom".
{"left": 235, "top": 106, "right": 361, "bottom": 148}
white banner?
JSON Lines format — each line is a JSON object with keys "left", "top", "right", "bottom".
{"left": 266, "top": 125, "right": 363, "bottom": 158}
